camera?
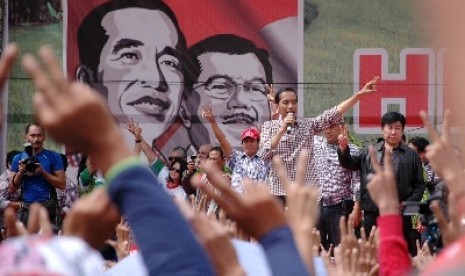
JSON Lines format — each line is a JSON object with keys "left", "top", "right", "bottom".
{"left": 21, "top": 142, "right": 39, "bottom": 173}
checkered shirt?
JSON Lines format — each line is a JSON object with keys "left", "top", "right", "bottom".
{"left": 258, "top": 106, "right": 343, "bottom": 195}
{"left": 313, "top": 136, "right": 360, "bottom": 206}
{"left": 228, "top": 150, "right": 270, "bottom": 194}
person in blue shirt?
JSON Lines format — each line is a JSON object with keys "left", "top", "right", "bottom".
{"left": 9, "top": 123, "right": 66, "bottom": 226}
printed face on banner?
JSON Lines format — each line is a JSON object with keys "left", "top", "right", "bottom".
{"left": 71, "top": 0, "right": 299, "bottom": 158}
{"left": 192, "top": 52, "right": 270, "bottom": 146}
{"left": 97, "top": 8, "right": 184, "bottom": 141}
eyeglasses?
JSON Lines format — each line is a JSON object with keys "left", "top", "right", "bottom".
{"left": 170, "top": 168, "right": 181, "bottom": 173}
{"left": 194, "top": 76, "right": 267, "bottom": 101}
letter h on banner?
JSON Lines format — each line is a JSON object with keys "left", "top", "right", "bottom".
{"left": 353, "top": 48, "right": 435, "bottom": 134}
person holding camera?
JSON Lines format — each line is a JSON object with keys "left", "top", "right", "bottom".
{"left": 8, "top": 123, "right": 66, "bottom": 227}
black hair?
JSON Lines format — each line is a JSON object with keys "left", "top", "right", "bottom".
{"left": 381, "top": 112, "right": 406, "bottom": 129}
{"left": 187, "top": 34, "right": 273, "bottom": 88}
{"left": 24, "top": 123, "right": 43, "bottom": 135}
{"left": 171, "top": 146, "right": 187, "bottom": 159}
{"left": 77, "top": 154, "right": 88, "bottom": 184}
{"left": 408, "top": 136, "right": 430, "bottom": 153}
{"left": 60, "top": 154, "right": 69, "bottom": 171}
{"left": 77, "top": 0, "right": 190, "bottom": 84}
{"left": 274, "top": 87, "right": 297, "bottom": 104}
{"left": 208, "top": 146, "right": 225, "bottom": 159}
{"left": 167, "top": 157, "right": 187, "bottom": 183}
{"left": 6, "top": 150, "right": 20, "bottom": 167}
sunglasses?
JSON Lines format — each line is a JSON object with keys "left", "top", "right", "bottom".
{"left": 170, "top": 168, "right": 181, "bottom": 173}
{"left": 169, "top": 156, "right": 186, "bottom": 162}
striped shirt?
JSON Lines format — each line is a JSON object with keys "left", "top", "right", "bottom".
{"left": 258, "top": 107, "right": 343, "bottom": 195}
{"left": 313, "top": 136, "right": 360, "bottom": 206}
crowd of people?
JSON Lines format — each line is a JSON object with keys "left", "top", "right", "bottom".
{"left": 0, "top": 2, "right": 464, "bottom": 275}
{"left": 0, "top": 42, "right": 462, "bottom": 276}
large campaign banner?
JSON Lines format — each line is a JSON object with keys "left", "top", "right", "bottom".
{"left": 4, "top": 0, "right": 460, "bottom": 170}
{"left": 65, "top": 0, "right": 301, "bottom": 160}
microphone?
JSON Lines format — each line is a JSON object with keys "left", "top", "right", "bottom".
{"left": 286, "top": 112, "right": 294, "bottom": 134}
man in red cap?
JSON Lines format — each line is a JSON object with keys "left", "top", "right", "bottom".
{"left": 201, "top": 106, "right": 270, "bottom": 193}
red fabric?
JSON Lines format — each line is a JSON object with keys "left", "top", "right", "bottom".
{"left": 165, "top": 0, "right": 296, "bottom": 47}
{"left": 66, "top": 0, "right": 297, "bottom": 78}
{"left": 377, "top": 214, "right": 412, "bottom": 276}
{"left": 241, "top": 128, "right": 260, "bottom": 142}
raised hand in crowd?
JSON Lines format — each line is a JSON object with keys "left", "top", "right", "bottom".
{"left": 333, "top": 215, "right": 379, "bottom": 275}
{"left": 357, "top": 225, "right": 378, "bottom": 271}
{"left": 338, "top": 126, "right": 349, "bottom": 152}
{"left": 420, "top": 110, "right": 465, "bottom": 195}
{"left": 63, "top": 188, "right": 120, "bottom": 249}
{"left": 339, "top": 216, "right": 359, "bottom": 255}
{"left": 22, "top": 46, "right": 132, "bottom": 174}
{"left": 430, "top": 193, "right": 464, "bottom": 246}
{"left": 265, "top": 84, "right": 279, "bottom": 120}
{"left": 197, "top": 168, "right": 285, "bottom": 239}
{"left": 4, "top": 203, "right": 53, "bottom": 237}
{"left": 201, "top": 104, "right": 216, "bottom": 124}
{"left": 105, "top": 218, "right": 131, "bottom": 265}
{"left": 126, "top": 118, "right": 140, "bottom": 137}
{"left": 357, "top": 76, "right": 379, "bottom": 96}
{"left": 274, "top": 149, "right": 319, "bottom": 274}
{"left": 420, "top": 110, "right": 465, "bottom": 245}
{"left": 322, "top": 246, "right": 361, "bottom": 276}
{"left": 412, "top": 240, "right": 434, "bottom": 271}
{"left": 175, "top": 197, "right": 245, "bottom": 276}
{"left": 126, "top": 117, "right": 166, "bottom": 164}
{"left": 367, "top": 146, "right": 399, "bottom": 215}
{"left": 197, "top": 162, "right": 309, "bottom": 275}
{"left": 22, "top": 46, "right": 214, "bottom": 275}
{"left": 0, "top": 44, "right": 19, "bottom": 124}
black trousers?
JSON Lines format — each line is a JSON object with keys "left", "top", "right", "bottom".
{"left": 364, "top": 211, "right": 419, "bottom": 256}
{"left": 19, "top": 201, "right": 57, "bottom": 229}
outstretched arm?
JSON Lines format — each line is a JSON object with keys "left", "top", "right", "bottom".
{"left": 126, "top": 119, "right": 160, "bottom": 164}
{"left": 201, "top": 105, "right": 233, "bottom": 159}
{"left": 22, "top": 46, "right": 214, "bottom": 275}
{"left": 337, "top": 76, "right": 378, "bottom": 114}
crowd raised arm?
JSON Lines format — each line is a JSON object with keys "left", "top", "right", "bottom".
{"left": 0, "top": 42, "right": 464, "bottom": 276}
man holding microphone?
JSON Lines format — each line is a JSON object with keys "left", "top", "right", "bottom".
{"left": 258, "top": 77, "right": 378, "bottom": 203}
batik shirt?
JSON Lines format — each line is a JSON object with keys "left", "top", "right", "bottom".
{"left": 313, "top": 136, "right": 360, "bottom": 206}
{"left": 423, "top": 162, "right": 440, "bottom": 184}
{"left": 0, "top": 235, "right": 105, "bottom": 275}
{"left": 0, "top": 170, "right": 20, "bottom": 228}
{"left": 258, "top": 106, "right": 343, "bottom": 195}
{"left": 228, "top": 150, "right": 270, "bottom": 194}
{"left": 57, "top": 177, "right": 79, "bottom": 214}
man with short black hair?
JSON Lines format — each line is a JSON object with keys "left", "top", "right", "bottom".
{"left": 9, "top": 123, "right": 66, "bottom": 226}
{"left": 338, "top": 111, "right": 426, "bottom": 255}
{"left": 76, "top": 0, "right": 192, "bottom": 156}
{"left": 258, "top": 77, "right": 378, "bottom": 204}
{"left": 314, "top": 122, "right": 361, "bottom": 250}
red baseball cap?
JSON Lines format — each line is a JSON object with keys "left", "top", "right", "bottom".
{"left": 241, "top": 128, "right": 260, "bottom": 142}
